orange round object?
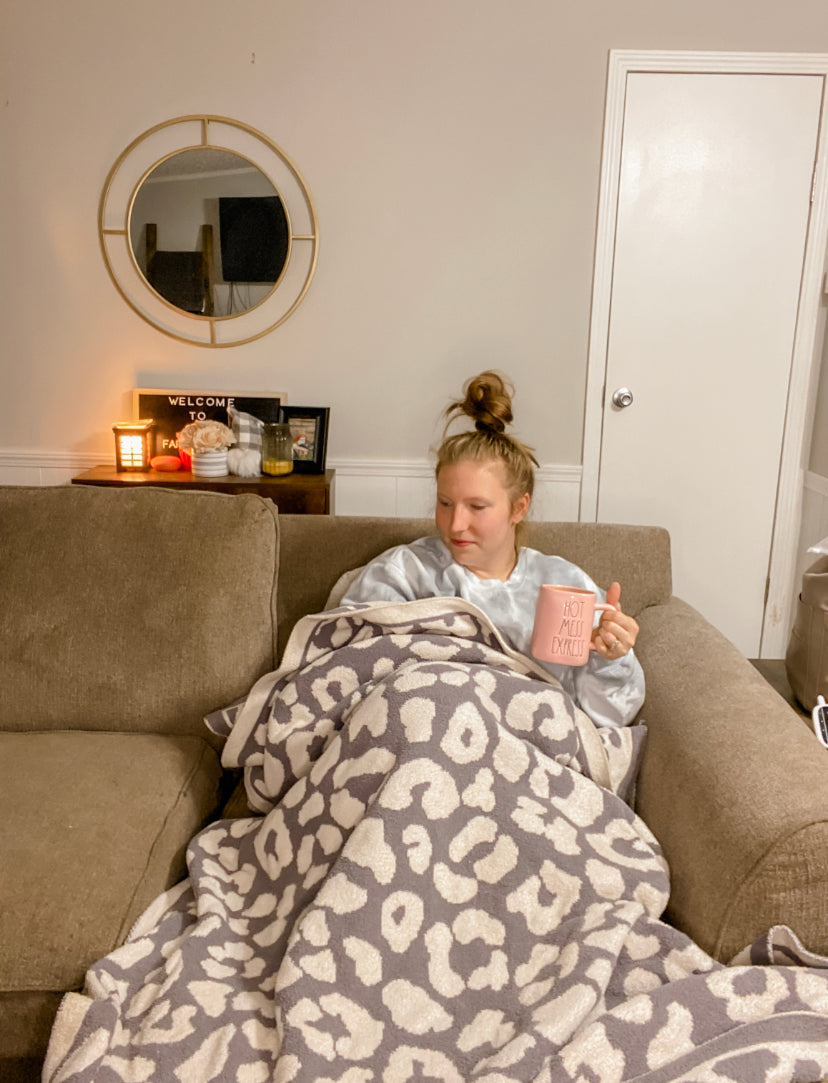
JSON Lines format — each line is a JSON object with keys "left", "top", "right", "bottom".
{"left": 150, "top": 455, "right": 182, "bottom": 472}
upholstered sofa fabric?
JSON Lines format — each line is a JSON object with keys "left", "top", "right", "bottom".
{"left": 0, "top": 486, "right": 281, "bottom": 1071}
{"left": 635, "top": 596, "right": 828, "bottom": 961}
{"left": 0, "top": 486, "right": 280, "bottom": 740}
{"left": 0, "top": 731, "right": 222, "bottom": 1062}
{"left": 0, "top": 731, "right": 221, "bottom": 991}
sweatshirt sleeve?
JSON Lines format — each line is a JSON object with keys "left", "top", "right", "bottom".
{"left": 571, "top": 649, "right": 645, "bottom": 728}
{"left": 339, "top": 545, "right": 425, "bottom": 605}
{"left": 566, "top": 569, "right": 645, "bottom": 728}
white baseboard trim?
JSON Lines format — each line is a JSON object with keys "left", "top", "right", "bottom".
{"left": 0, "top": 451, "right": 583, "bottom": 520}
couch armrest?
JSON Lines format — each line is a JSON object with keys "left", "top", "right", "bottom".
{"left": 634, "top": 597, "right": 828, "bottom": 962}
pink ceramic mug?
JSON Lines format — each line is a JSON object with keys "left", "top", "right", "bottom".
{"left": 531, "top": 584, "right": 616, "bottom": 666}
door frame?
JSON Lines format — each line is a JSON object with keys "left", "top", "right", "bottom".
{"left": 580, "top": 50, "right": 828, "bottom": 657}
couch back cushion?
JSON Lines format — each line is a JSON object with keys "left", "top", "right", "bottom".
{"left": 0, "top": 486, "right": 279, "bottom": 739}
{"left": 276, "top": 515, "right": 671, "bottom": 657}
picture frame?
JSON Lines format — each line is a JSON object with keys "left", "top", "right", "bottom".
{"left": 279, "top": 406, "right": 330, "bottom": 474}
{"left": 133, "top": 388, "right": 287, "bottom": 458}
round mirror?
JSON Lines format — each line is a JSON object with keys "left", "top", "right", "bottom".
{"left": 99, "top": 116, "right": 318, "bottom": 347}
{"left": 130, "top": 149, "right": 290, "bottom": 318}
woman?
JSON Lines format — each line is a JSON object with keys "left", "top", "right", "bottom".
{"left": 341, "top": 371, "right": 643, "bottom": 727}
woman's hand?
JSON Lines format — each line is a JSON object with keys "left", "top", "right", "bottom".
{"left": 592, "top": 581, "right": 639, "bottom": 661}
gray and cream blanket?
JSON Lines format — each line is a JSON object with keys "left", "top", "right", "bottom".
{"left": 45, "top": 599, "right": 828, "bottom": 1081}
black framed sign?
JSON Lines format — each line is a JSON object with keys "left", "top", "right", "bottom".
{"left": 279, "top": 406, "right": 330, "bottom": 474}
{"left": 133, "top": 388, "right": 286, "bottom": 457}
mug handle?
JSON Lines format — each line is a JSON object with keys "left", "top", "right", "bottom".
{"left": 589, "top": 602, "right": 616, "bottom": 651}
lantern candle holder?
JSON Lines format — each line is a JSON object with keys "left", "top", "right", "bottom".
{"left": 113, "top": 420, "right": 154, "bottom": 471}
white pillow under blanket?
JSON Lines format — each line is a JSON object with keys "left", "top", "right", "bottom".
{"left": 325, "top": 566, "right": 365, "bottom": 609}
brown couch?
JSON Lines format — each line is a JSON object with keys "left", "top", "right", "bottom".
{"left": 2, "top": 484, "right": 826, "bottom": 1080}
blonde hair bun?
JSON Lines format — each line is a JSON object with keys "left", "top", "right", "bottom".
{"left": 455, "top": 370, "right": 514, "bottom": 434}
{"left": 437, "top": 370, "right": 538, "bottom": 503}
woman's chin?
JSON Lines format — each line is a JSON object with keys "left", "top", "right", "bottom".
{"left": 449, "top": 541, "right": 476, "bottom": 561}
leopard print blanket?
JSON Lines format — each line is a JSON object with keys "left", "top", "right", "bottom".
{"left": 44, "top": 599, "right": 828, "bottom": 1081}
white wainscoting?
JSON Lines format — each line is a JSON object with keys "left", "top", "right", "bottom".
{"left": 0, "top": 451, "right": 583, "bottom": 521}
{"left": 0, "top": 451, "right": 104, "bottom": 488}
{"left": 330, "top": 460, "right": 582, "bottom": 520}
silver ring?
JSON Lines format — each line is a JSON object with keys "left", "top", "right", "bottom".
{"left": 610, "top": 639, "right": 620, "bottom": 652}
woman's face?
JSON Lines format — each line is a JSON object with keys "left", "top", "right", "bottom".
{"left": 435, "top": 459, "right": 530, "bottom": 580}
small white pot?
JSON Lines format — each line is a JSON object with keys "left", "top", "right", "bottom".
{"left": 191, "top": 448, "right": 229, "bottom": 477}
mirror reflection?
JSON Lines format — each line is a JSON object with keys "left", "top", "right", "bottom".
{"left": 129, "top": 149, "right": 289, "bottom": 318}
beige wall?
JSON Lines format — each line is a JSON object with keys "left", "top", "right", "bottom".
{"left": 3, "top": 0, "right": 828, "bottom": 470}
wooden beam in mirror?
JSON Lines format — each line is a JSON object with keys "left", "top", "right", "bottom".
{"left": 99, "top": 116, "right": 318, "bottom": 347}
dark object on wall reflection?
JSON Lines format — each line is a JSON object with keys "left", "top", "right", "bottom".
{"left": 146, "top": 223, "right": 214, "bottom": 315}
{"left": 219, "top": 196, "right": 289, "bottom": 283}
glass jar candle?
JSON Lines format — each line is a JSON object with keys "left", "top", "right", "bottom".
{"left": 261, "top": 423, "right": 294, "bottom": 476}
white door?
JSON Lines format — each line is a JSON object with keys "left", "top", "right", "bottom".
{"left": 583, "top": 60, "right": 826, "bottom": 657}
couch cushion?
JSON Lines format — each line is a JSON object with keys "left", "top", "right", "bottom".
{"left": 0, "top": 730, "right": 222, "bottom": 1000}
{"left": 0, "top": 486, "right": 279, "bottom": 740}
{"left": 0, "top": 992, "right": 63, "bottom": 1065}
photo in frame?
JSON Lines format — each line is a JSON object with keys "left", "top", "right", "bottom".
{"left": 279, "top": 406, "right": 330, "bottom": 474}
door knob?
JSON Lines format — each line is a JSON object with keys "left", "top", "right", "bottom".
{"left": 611, "top": 387, "right": 634, "bottom": 408}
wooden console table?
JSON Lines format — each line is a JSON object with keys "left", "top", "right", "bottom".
{"left": 71, "top": 466, "right": 335, "bottom": 515}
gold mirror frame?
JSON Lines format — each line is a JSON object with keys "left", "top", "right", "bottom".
{"left": 99, "top": 116, "right": 319, "bottom": 347}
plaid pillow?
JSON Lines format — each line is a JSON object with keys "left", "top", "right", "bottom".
{"left": 228, "top": 406, "right": 264, "bottom": 477}
{"left": 228, "top": 405, "right": 264, "bottom": 451}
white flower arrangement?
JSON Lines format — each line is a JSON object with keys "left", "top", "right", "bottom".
{"left": 177, "top": 419, "right": 234, "bottom": 453}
